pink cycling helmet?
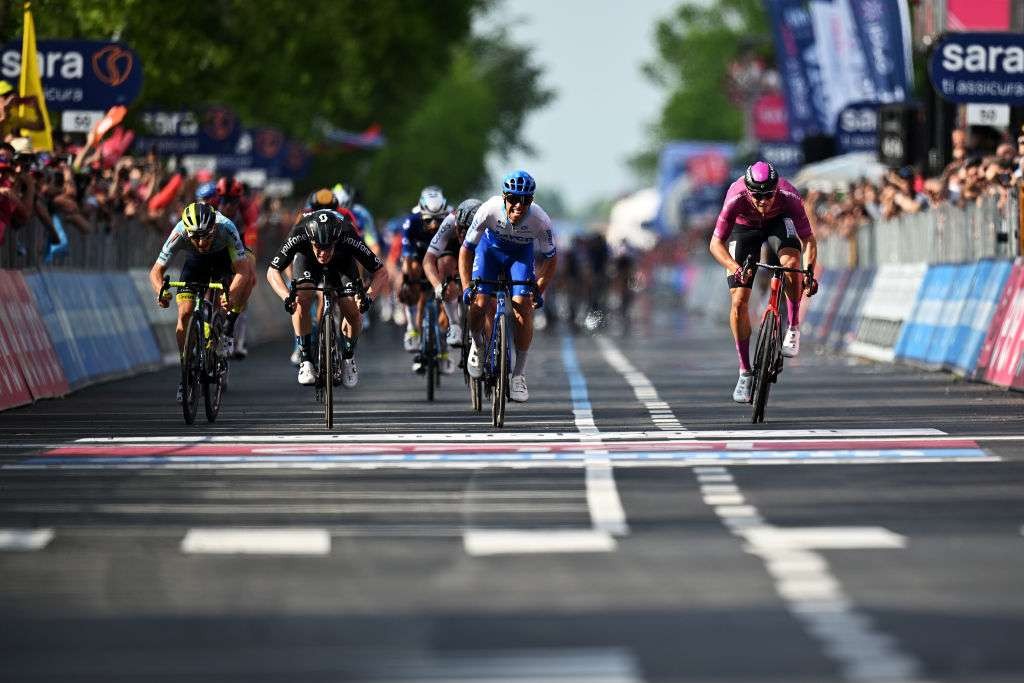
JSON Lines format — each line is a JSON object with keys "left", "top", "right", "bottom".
{"left": 744, "top": 161, "right": 779, "bottom": 195}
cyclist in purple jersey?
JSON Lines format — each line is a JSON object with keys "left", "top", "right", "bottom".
{"left": 709, "top": 161, "right": 818, "bottom": 403}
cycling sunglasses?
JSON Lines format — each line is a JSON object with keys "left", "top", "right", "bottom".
{"left": 750, "top": 189, "right": 776, "bottom": 200}
{"left": 421, "top": 214, "right": 444, "bottom": 224}
{"left": 504, "top": 194, "right": 533, "bottom": 206}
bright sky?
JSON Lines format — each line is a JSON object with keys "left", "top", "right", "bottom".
{"left": 478, "top": 0, "right": 680, "bottom": 214}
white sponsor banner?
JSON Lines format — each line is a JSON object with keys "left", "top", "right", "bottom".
{"left": 60, "top": 109, "right": 103, "bottom": 133}
{"left": 965, "top": 103, "right": 1010, "bottom": 127}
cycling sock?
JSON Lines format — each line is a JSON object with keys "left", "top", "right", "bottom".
{"left": 443, "top": 299, "right": 460, "bottom": 326}
{"left": 472, "top": 329, "right": 484, "bottom": 348}
{"left": 513, "top": 348, "right": 528, "bottom": 376}
{"left": 736, "top": 337, "right": 751, "bottom": 374}
{"left": 787, "top": 297, "right": 801, "bottom": 327}
{"left": 225, "top": 310, "right": 239, "bottom": 336}
{"left": 342, "top": 335, "right": 356, "bottom": 359}
{"left": 405, "top": 306, "right": 416, "bottom": 332}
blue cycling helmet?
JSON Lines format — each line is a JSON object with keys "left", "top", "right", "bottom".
{"left": 195, "top": 181, "right": 217, "bottom": 201}
{"left": 502, "top": 170, "right": 536, "bottom": 196}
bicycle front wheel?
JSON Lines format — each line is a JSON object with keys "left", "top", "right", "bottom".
{"left": 321, "top": 316, "right": 334, "bottom": 429}
{"left": 180, "top": 313, "right": 202, "bottom": 425}
{"left": 492, "top": 313, "right": 508, "bottom": 428}
{"left": 203, "top": 310, "right": 226, "bottom": 423}
{"left": 751, "top": 311, "right": 777, "bottom": 424}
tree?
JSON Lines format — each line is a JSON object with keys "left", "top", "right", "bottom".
{"left": 630, "top": 0, "right": 769, "bottom": 179}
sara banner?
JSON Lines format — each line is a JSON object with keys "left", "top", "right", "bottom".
{"left": 1, "top": 40, "right": 142, "bottom": 109}
{"left": 835, "top": 101, "right": 879, "bottom": 153}
{"left": 930, "top": 32, "right": 1024, "bottom": 105}
{"left": 765, "top": 0, "right": 828, "bottom": 140}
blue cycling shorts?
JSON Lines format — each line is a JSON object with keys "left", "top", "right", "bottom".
{"left": 471, "top": 232, "right": 536, "bottom": 297}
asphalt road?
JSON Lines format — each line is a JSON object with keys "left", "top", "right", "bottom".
{"left": 1, "top": 306, "right": 1023, "bottom": 683}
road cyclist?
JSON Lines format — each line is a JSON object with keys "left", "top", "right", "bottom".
{"left": 149, "top": 201, "right": 256, "bottom": 404}
{"left": 708, "top": 160, "right": 818, "bottom": 404}
{"left": 460, "top": 170, "right": 557, "bottom": 403}
{"left": 266, "top": 209, "right": 387, "bottom": 388}
{"left": 400, "top": 186, "right": 453, "bottom": 371}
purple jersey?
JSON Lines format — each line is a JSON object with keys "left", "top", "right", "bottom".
{"left": 713, "top": 177, "right": 813, "bottom": 241}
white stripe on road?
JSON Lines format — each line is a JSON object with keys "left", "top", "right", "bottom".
{"left": 72, "top": 428, "right": 946, "bottom": 443}
{"left": 180, "top": 528, "right": 330, "bottom": 555}
{"left": 463, "top": 529, "right": 617, "bottom": 557}
{"left": 0, "top": 528, "right": 54, "bottom": 551}
{"left": 596, "top": 336, "right": 690, "bottom": 434}
{"left": 692, "top": 466, "right": 934, "bottom": 683}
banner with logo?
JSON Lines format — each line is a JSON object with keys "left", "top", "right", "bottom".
{"left": 809, "top": 0, "right": 876, "bottom": 134}
{"left": 1, "top": 39, "right": 142, "bottom": 109}
{"left": 656, "top": 141, "right": 736, "bottom": 233}
{"left": 847, "top": 0, "right": 913, "bottom": 104}
{"left": 930, "top": 32, "right": 1024, "bottom": 105}
{"left": 765, "top": 0, "right": 828, "bottom": 140}
{"left": 134, "top": 105, "right": 241, "bottom": 155}
{"left": 835, "top": 100, "right": 879, "bottom": 153}
{"left": 753, "top": 91, "right": 790, "bottom": 142}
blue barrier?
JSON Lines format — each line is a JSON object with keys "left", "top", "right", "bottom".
{"left": 23, "top": 271, "right": 89, "bottom": 388}
{"left": 826, "top": 267, "right": 875, "bottom": 351}
{"left": 803, "top": 269, "right": 837, "bottom": 338}
{"left": 949, "top": 260, "right": 1013, "bottom": 374}
{"left": 102, "top": 272, "right": 161, "bottom": 369}
{"left": 894, "top": 264, "right": 956, "bottom": 364}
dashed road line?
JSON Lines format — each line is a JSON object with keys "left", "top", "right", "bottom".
{"left": 0, "top": 528, "right": 54, "bottom": 551}
{"left": 693, "top": 466, "right": 935, "bottom": 683}
{"left": 595, "top": 335, "right": 689, "bottom": 433}
{"left": 180, "top": 528, "right": 331, "bottom": 555}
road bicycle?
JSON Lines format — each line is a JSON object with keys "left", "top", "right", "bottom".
{"left": 744, "top": 257, "right": 815, "bottom": 423}
{"left": 468, "top": 276, "right": 539, "bottom": 428}
{"left": 160, "top": 277, "right": 230, "bottom": 425}
{"left": 288, "top": 277, "right": 369, "bottom": 429}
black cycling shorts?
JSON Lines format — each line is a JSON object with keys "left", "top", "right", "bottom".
{"left": 292, "top": 251, "right": 360, "bottom": 288}
{"left": 725, "top": 216, "right": 802, "bottom": 289}
{"left": 180, "top": 248, "right": 234, "bottom": 287}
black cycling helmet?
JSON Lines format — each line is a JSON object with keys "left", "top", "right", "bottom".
{"left": 455, "top": 198, "right": 483, "bottom": 228}
{"left": 744, "top": 161, "right": 779, "bottom": 196}
{"left": 304, "top": 209, "right": 348, "bottom": 247}
{"left": 181, "top": 201, "right": 216, "bottom": 238}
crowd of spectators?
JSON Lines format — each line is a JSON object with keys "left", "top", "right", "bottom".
{"left": 804, "top": 127, "right": 1022, "bottom": 240}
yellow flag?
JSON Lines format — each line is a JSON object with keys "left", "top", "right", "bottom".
{"left": 17, "top": 2, "right": 53, "bottom": 152}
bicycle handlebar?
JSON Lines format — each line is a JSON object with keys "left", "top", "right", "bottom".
{"left": 159, "top": 275, "right": 225, "bottom": 301}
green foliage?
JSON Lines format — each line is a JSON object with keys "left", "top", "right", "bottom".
{"left": 1, "top": 0, "right": 552, "bottom": 215}
{"left": 631, "top": 0, "right": 769, "bottom": 178}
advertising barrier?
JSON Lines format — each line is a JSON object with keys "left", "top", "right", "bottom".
{"left": 949, "top": 260, "right": 1013, "bottom": 375}
{"left": 0, "top": 272, "right": 39, "bottom": 409}
{"left": 0, "top": 270, "right": 68, "bottom": 401}
{"left": 128, "top": 268, "right": 178, "bottom": 363}
{"left": 826, "top": 267, "right": 876, "bottom": 351}
{"left": 973, "top": 260, "right": 1023, "bottom": 380}
{"left": 809, "top": 268, "right": 851, "bottom": 343}
{"left": 894, "top": 264, "right": 959, "bottom": 366}
{"left": 847, "top": 263, "right": 927, "bottom": 362}
{"left": 981, "top": 260, "right": 1024, "bottom": 387}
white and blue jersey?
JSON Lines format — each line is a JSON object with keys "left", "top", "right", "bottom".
{"left": 464, "top": 195, "right": 555, "bottom": 296}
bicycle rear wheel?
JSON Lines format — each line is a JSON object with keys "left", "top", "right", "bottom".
{"left": 180, "top": 313, "right": 202, "bottom": 425}
{"left": 203, "top": 309, "right": 226, "bottom": 423}
{"left": 321, "top": 313, "right": 334, "bottom": 429}
{"left": 751, "top": 311, "right": 777, "bottom": 424}
{"left": 425, "top": 311, "right": 437, "bottom": 402}
{"left": 471, "top": 377, "right": 482, "bottom": 411}
{"left": 492, "top": 313, "right": 508, "bottom": 428}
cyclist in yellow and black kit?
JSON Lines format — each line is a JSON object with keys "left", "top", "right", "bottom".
{"left": 149, "top": 202, "right": 257, "bottom": 402}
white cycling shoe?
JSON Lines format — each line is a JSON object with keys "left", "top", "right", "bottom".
{"left": 781, "top": 327, "right": 801, "bottom": 358}
{"left": 341, "top": 358, "right": 358, "bottom": 388}
{"left": 439, "top": 353, "right": 455, "bottom": 375}
{"left": 297, "top": 361, "right": 316, "bottom": 386}
{"left": 510, "top": 375, "right": 529, "bottom": 402}
{"left": 403, "top": 329, "right": 420, "bottom": 352}
{"left": 733, "top": 372, "right": 753, "bottom": 403}
{"left": 446, "top": 323, "right": 463, "bottom": 347}
{"left": 289, "top": 346, "right": 302, "bottom": 365}
{"left": 467, "top": 341, "right": 482, "bottom": 379}
{"left": 217, "top": 335, "right": 235, "bottom": 357}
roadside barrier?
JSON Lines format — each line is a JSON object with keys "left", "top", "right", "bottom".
{"left": 0, "top": 270, "right": 68, "bottom": 409}
{"left": 846, "top": 264, "right": 927, "bottom": 362}
{"left": 949, "top": 260, "right": 1013, "bottom": 375}
{"left": 977, "top": 260, "right": 1024, "bottom": 387}
{"left": 128, "top": 268, "right": 179, "bottom": 363}
{"left": 825, "top": 267, "right": 875, "bottom": 351}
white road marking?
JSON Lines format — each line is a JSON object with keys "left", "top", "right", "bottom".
{"left": 72, "top": 427, "right": 947, "bottom": 443}
{"left": 463, "top": 529, "right": 616, "bottom": 556}
{"left": 596, "top": 336, "right": 691, "bottom": 433}
{"left": 0, "top": 528, "right": 54, "bottom": 551}
{"left": 180, "top": 528, "right": 330, "bottom": 555}
{"left": 691, "top": 466, "right": 935, "bottom": 683}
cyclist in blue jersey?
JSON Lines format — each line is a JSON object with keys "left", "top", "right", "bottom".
{"left": 400, "top": 186, "right": 452, "bottom": 368}
{"left": 459, "top": 171, "right": 557, "bottom": 402}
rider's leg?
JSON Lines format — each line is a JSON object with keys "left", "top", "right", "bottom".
{"left": 339, "top": 297, "right": 361, "bottom": 358}
{"left": 511, "top": 295, "right": 534, "bottom": 376}
{"left": 730, "top": 286, "right": 752, "bottom": 374}
{"left": 294, "top": 289, "right": 315, "bottom": 359}
{"left": 175, "top": 297, "right": 196, "bottom": 353}
{"left": 778, "top": 247, "right": 802, "bottom": 328}
{"left": 438, "top": 255, "right": 461, "bottom": 328}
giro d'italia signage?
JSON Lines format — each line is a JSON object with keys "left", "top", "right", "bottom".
{"left": 1, "top": 39, "right": 143, "bottom": 109}
{"left": 929, "top": 32, "right": 1024, "bottom": 104}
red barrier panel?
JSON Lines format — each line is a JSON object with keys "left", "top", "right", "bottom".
{"left": 0, "top": 272, "right": 35, "bottom": 409}
{"left": 0, "top": 270, "right": 69, "bottom": 401}
{"left": 981, "top": 260, "right": 1024, "bottom": 387}
{"left": 974, "top": 260, "right": 1023, "bottom": 380}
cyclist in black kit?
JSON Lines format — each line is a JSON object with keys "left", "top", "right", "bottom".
{"left": 266, "top": 209, "right": 387, "bottom": 387}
